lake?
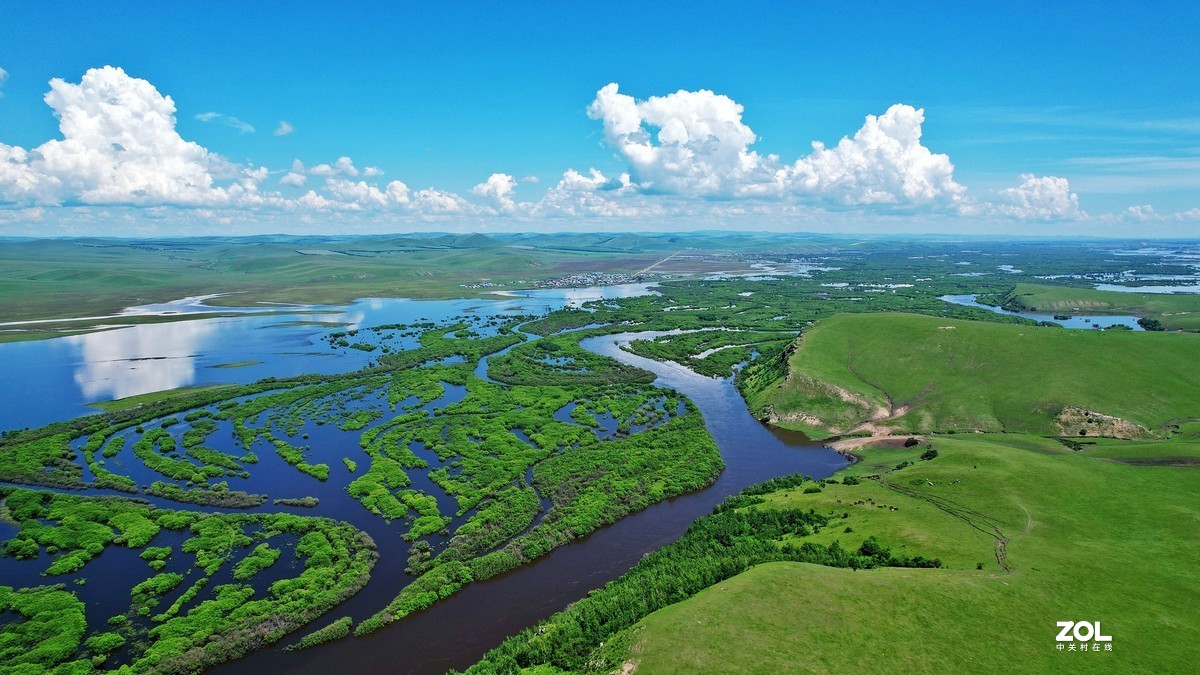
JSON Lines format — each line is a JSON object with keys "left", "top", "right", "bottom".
{"left": 0, "top": 284, "right": 660, "bottom": 430}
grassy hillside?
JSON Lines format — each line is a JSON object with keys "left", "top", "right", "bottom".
{"left": 609, "top": 435, "right": 1200, "bottom": 674}
{"left": 472, "top": 433, "right": 1199, "bottom": 674}
{"left": 746, "top": 313, "right": 1200, "bottom": 439}
{"left": 1001, "top": 282, "right": 1200, "bottom": 331}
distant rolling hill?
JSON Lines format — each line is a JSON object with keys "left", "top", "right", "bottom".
{"left": 744, "top": 312, "right": 1200, "bottom": 439}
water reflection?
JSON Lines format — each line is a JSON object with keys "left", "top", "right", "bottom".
{"left": 491, "top": 282, "right": 660, "bottom": 309}
{"left": 65, "top": 320, "right": 220, "bottom": 401}
{"left": 0, "top": 284, "right": 664, "bottom": 430}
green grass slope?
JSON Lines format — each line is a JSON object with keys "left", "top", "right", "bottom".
{"left": 612, "top": 434, "right": 1200, "bottom": 674}
{"left": 747, "top": 313, "right": 1200, "bottom": 439}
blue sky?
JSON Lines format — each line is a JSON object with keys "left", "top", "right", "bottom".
{"left": 0, "top": 1, "right": 1197, "bottom": 236}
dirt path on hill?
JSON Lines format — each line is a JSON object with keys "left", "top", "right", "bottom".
{"left": 875, "top": 469, "right": 1015, "bottom": 574}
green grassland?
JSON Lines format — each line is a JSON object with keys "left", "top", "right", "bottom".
{"left": 0, "top": 230, "right": 856, "bottom": 329}
{"left": 744, "top": 313, "right": 1200, "bottom": 439}
{"left": 606, "top": 434, "right": 1199, "bottom": 674}
{"left": 208, "top": 360, "right": 264, "bottom": 369}
{"left": 1000, "top": 282, "right": 1200, "bottom": 331}
{"left": 87, "top": 384, "right": 238, "bottom": 412}
{"left": 471, "top": 433, "right": 1200, "bottom": 674}
{"left": 6, "top": 235, "right": 1194, "bottom": 343}
{"left": 0, "top": 234, "right": 660, "bottom": 326}
{"left": 471, "top": 310, "right": 1200, "bottom": 675}
{"left": 3, "top": 237, "right": 1199, "bottom": 672}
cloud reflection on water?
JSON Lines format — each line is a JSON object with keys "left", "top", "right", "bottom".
{"left": 65, "top": 320, "right": 220, "bottom": 401}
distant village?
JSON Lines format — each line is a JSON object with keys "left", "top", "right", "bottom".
{"left": 461, "top": 271, "right": 662, "bottom": 290}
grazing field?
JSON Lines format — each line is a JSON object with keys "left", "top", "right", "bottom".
{"left": 998, "top": 283, "right": 1200, "bottom": 331}
{"left": 5, "top": 235, "right": 1195, "bottom": 342}
{"left": 473, "top": 434, "right": 1200, "bottom": 674}
{"left": 744, "top": 313, "right": 1200, "bottom": 439}
{"left": 87, "top": 385, "right": 239, "bottom": 412}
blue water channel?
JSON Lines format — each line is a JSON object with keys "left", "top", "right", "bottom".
{"left": 0, "top": 283, "right": 846, "bottom": 674}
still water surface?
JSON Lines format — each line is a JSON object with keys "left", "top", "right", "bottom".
{"left": 0, "top": 285, "right": 658, "bottom": 429}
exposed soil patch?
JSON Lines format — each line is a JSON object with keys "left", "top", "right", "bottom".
{"left": 828, "top": 434, "right": 921, "bottom": 453}
{"left": 1056, "top": 406, "right": 1154, "bottom": 440}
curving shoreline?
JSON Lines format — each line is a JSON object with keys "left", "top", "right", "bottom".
{"left": 213, "top": 330, "right": 844, "bottom": 675}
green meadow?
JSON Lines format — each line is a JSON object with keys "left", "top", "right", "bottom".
{"left": 472, "top": 312, "right": 1200, "bottom": 674}
{"left": 608, "top": 434, "right": 1200, "bottom": 674}
{"left": 2, "top": 237, "right": 1198, "bottom": 672}
{"left": 745, "top": 312, "right": 1200, "bottom": 439}
{"left": 0, "top": 234, "right": 662, "bottom": 328}
{"left": 86, "top": 384, "right": 237, "bottom": 412}
{"left": 1000, "top": 283, "right": 1200, "bottom": 331}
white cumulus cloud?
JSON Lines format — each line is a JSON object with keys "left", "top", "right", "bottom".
{"left": 385, "top": 180, "right": 410, "bottom": 204}
{"left": 411, "top": 188, "right": 466, "bottom": 213}
{"left": 0, "top": 67, "right": 7, "bottom": 95}
{"left": 323, "top": 178, "right": 390, "bottom": 209}
{"left": 1101, "top": 204, "right": 1200, "bottom": 224}
{"left": 995, "top": 174, "right": 1083, "bottom": 220}
{"left": 309, "top": 156, "right": 360, "bottom": 178}
{"left": 587, "top": 83, "right": 764, "bottom": 197}
{"left": 780, "top": 104, "right": 966, "bottom": 207}
{"left": 280, "top": 159, "right": 307, "bottom": 187}
{"left": 0, "top": 66, "right": 228, "bottom": 206}
{"left": 471, "top": 173, "right": 519, "bottom": 211}
{"left": 0, "top": 67, "right": 479, "bottom": 219}
{"left": 4, "top": 69, "right": 1192, "bottom": 233}
{"left": 535, "top": 168, "right": 645, "bottom": 217}
{"left": 586, "top": 83, "right": 967, "bottom": 210}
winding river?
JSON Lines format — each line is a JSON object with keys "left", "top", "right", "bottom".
{"left": 0, "top": 288, "right": 844, "bottom": 674}
{"left": 217, "top": 330, "right": 844, "bottom": 674}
